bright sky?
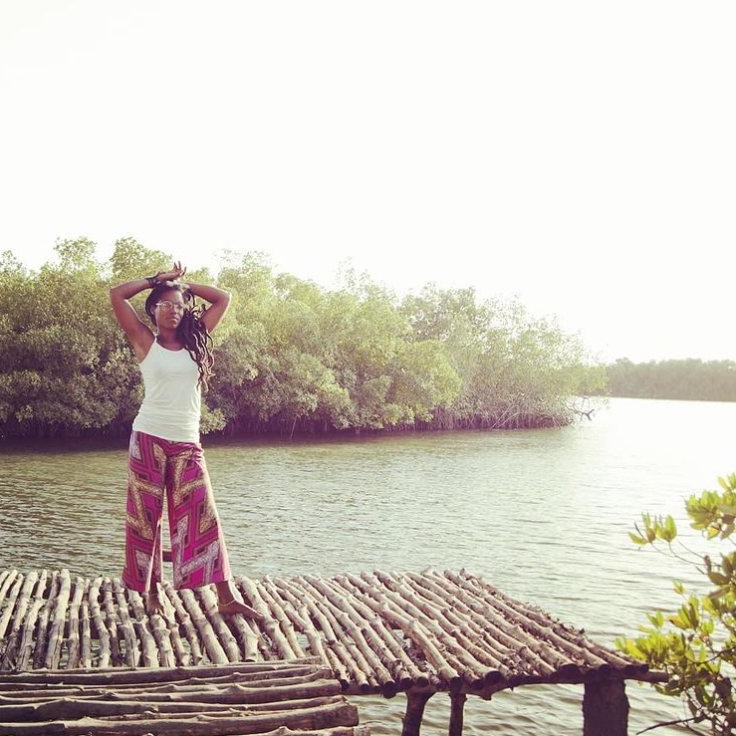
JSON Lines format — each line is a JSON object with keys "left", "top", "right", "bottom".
{"left": 1, "top": 2, "right": 734, "bottom": 363}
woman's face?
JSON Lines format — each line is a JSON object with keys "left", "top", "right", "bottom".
{"left": 154, "top": 289, "right": 187, "bottom": 330}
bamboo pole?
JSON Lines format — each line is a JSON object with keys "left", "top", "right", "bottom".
{"left": 88, "top": 577, "right": 110, "bottom": 669}
{"left": 65, "top": 576, "right": 86, "bottom": 670}
{"left": 16, "top": 571, "right": 48, "bottom": 672}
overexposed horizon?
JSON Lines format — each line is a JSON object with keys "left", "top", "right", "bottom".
{"left": 1, "top": 1, "right": 734, "bottom": 365}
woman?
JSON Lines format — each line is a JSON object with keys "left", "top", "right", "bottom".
{"left": 110, "top": 262, "right": 261, "bottom": 619}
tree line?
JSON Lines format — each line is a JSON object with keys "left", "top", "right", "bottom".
{"left": 0, "top": 238, "right": 604, "bottom": 440}
{"left": 600, "top": 358, "right": 736, "bottom": 402}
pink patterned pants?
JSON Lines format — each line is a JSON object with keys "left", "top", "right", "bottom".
{"left": 122, "top": 431, "right": 232, "bottom": 592}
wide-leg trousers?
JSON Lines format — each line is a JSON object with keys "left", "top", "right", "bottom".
{"left": 122, "top": 430, "right": 232, "bottom": 592}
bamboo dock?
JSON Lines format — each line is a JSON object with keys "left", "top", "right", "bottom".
{"left": 0, "top": 568, "right": 664, "bottom": 735}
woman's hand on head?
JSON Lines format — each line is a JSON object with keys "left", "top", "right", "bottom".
{"left": 158, "top": 261, "right": 187, "bottom": 283}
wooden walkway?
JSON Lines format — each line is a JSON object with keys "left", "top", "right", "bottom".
{"left": 0, "top": 568, "right": 664, "bottom": 735}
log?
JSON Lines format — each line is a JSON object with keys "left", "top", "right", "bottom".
{"left": 101, "top": 578, "right": 122, "bottom": 667}
{"left": 303, "top": 577, "right": 396, "bottom": 696}
{"left": 0, "top": 571, "right": 37, "bottom": 670}
{"left": 0, "top": 699, "right": 360, "bottom": 735}
{"left": 0, "top": 692, "right": 348, "bottom": 721}
{"left": 0, "top": 668, "right": 333, "bottom": 696}
{"left": 424, "top": 571, "right": 576, "bottom": 681}
{"left": 0, "top": 572, "right": 16, "bottom": 614}
{"left": 236, "top": 576, "right": 296, "bottom": 661}
{"left": 275, "top": 582, "right": 343, "bottom": 684}
{"left": 196, "top": 587, "right": 242, "bottom": 662}
{"left": 339, "top": 575, "right": 429, "bottom": 689}
{"left": 448, "top": 692, "right": 466, "bottom": 736}
{"left": 583, "top": 678, "right": 629, "bottom": 736}
{"left": 274, "top": 582, "right": 331, "bottom": 669}
{"left": 156, "top": 585, "right": 190, "bottom": 666}
{"left": 179, "top": 588, "right": 228, "bottom": 664}
{"left": 0, "top": 573, "right": 24, "bottom": 640}
{"left": 161, "top": 582, "right": 202, "bottom": 665}
{"left": 261, "top": 579, "right": 307, "bottom": 659}
{"left": 353, "top": 573, "right": 462, "bottom": 689}
{"left": 125, "top": 589, "right": 159, "bottom": 667}
{"left": 80, "top": 602, "right": 91, "bottom": 670}
{"left": 111, "top": 579, "right": 140, "bottom": 668}
{"left": 402, "top": 690, "right": 433, "bottom": 736}
{"left": 44, "top": 570, "right": 72, "bottom": 670}
{"left": 294, "top": 579, "right": 371, "bottom": 693}
{"left": 32, "top": 571, "right": 59, "bottom": 670}
{"left": 88, "top": 577, "right": 110, "bottom": 669}
{"left": 16, "top": 571, "right": 48, "bottom": 672}
{"left": 438, "top": 572, "right": 586, "bottom": 679}
{"left": 65, "top": 577, "right": 86, "bottom": 669}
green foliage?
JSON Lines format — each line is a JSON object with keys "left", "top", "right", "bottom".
{"left": 600, "top": 358, "right": 736, "bottom": 402}
{"left": 618, "top": 473, "right": 736, "bottom": 734}
{"left": 0, "top": 240, "right": 602, "bottom": 439}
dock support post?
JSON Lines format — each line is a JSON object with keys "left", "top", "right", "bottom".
{"left": 449, "top": 692, "right": 466, "bottom": 736}
{"left": 402, "top": 690, "right": 433, "bottom": 736}
{"left": 583, "top": 679, "right": 629, "bottom": 736}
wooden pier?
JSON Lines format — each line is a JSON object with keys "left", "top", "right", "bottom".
{"left": 0, "top": 568, "right": 664, "bottom": 735}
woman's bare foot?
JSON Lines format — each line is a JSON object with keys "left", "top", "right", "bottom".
{"left": 217, "top": 598, "right": 265, "bottom": 621}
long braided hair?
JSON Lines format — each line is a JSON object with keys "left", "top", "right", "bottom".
{"left": 145, "top": 282, "right": 214, "bottom": 392}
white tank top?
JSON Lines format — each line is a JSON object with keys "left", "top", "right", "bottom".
{"left": 132, "top": 341, "right": 201, "bottom": 443}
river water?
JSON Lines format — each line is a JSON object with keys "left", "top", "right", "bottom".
{"left": 2, "top": 397, "right": 735, "bottom": 734}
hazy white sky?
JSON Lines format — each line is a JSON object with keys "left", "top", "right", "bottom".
{"left": 1, "top": 1, "right": 733, "bottom": 363}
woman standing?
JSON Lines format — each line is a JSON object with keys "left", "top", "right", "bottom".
{"left": 110, "top": 262, "right": 260, "bottom": 618}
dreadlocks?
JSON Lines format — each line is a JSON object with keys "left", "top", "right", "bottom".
{"left": 145, "top": 282, "right": 215, "bottom": 392}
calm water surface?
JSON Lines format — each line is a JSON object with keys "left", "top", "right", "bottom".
{"left": 2, "top": 397, "right": 736, "bottom": 734}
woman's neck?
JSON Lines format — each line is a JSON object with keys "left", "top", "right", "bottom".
{"left": 156, "top": 330, "right": 183, "bottom": 349}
